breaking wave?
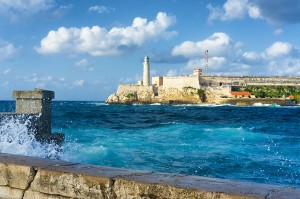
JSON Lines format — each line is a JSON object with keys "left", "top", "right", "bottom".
{"left": 0, "top": 115, "right": 61, "bottom": 159}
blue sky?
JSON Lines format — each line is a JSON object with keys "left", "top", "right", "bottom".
{"left": 0, "top": 0, "right": 300, "bottom": 100}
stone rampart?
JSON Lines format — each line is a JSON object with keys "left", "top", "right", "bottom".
{"left": 202, "top": 76, "right": 300, "bottom": 86}
{"left": 162, "top": 75, "right": 200, "bottom": 89}
{"left": 117, "top": 84, "right": 154, "bottom": 94}
{"left": 1, "top": 153, "right": 299, "bottom": 199}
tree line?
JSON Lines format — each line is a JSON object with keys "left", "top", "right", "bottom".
{"left": 232, "top": 86, "right": 300, "bottom": 101}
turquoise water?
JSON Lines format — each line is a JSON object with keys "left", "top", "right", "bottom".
{"left": 0, "top": 101, "right": 300, "bottom": 187}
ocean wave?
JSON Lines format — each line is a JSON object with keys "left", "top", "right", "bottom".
{"left": 0, "top": 115, "right": 61, "bottom": 159}
{"left": 150, "top": 103, "right": 162, "bottom": 106}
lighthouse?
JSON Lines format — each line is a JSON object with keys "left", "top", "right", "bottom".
{"left": 143, "top": 55, "right": 150, "bottom": 86}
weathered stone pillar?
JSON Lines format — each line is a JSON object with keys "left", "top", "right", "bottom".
{"left": 12, "top": 88, "right": 64, "bottom": 144}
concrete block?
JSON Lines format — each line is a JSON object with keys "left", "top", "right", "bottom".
{"left": 13, "top": 88, "right": 54, "bottom": 100}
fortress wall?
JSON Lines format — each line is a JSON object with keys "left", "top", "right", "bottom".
{"left": 152, "top": 76, "right": 163, "bottom": 86}
{"left": 1, "top": 153, "right": 299, "bottom": 199}
{"left": 201, "top": 76, "right": 300, "bottom": 86}
{"left": 162, "top": 76, "right": 200, "bottom": 89}
{"left": 117, "top": 84, "right": 154, "bottom": 94}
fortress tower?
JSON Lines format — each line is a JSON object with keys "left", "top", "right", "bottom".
{"left": 143, "top": 55, "right": 150, "bottom": 86}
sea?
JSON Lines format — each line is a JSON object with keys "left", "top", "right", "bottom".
{"left": 0, "top": 101, "right": 299, "bottom": 187}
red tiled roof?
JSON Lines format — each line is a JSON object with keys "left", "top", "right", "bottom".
{"left": 288, "top": 95, "right": 295, "bottom": 99}
{"left": 230, "top": 91, "right": 251, "bottom": 95}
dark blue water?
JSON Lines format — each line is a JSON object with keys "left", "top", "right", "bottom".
{"left": 1, "top": 101, "right": 300, "bottom": 187}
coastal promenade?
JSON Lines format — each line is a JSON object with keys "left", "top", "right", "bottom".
{"left": 1, "top": 152, "right": 300, "bottom": 199}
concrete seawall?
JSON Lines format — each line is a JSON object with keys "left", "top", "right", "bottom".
{"left": 0, "top": 153, "right": 299, "bottom": 199}
{"left": 0, "top": 89, "right": 64, "bottom": 144}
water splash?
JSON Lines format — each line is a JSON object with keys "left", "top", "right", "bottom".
{"left": 0, "top": 115, "right": 61, "bottom": 159}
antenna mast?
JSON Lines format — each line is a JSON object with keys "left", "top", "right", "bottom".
{"left": 205, "top": 50, "right": 208, "bottom": 76}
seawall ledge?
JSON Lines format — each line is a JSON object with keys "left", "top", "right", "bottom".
{"left": 0, "top": 153, "right": 299, "bottom": 199}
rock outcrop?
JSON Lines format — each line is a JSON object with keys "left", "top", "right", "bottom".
{"left": 106, "top": 85, "right": 203, "bottom": 104}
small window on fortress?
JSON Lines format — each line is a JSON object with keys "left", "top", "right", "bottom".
{"left": 154, "top": 93, "right": 158, "bottom": 96}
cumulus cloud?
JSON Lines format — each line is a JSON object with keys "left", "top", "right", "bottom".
{"left": 35, "top": 12, "right": 177, "bottom": 56}
{"left": 207, "top": 0, "right": 300, "bottom": 24}
{"left": 171, "top": 32, "right": 300, "bottom": 76}
{"left": 264, "top": 42, "right": 294, "bottom": 58}
{"left": 207, "top": 0, "right": 261, "bottom": 23}
{"left": 23, "top": 73, "right": 53, "bottom": 83}
{"left": 0, "top": 0, "right": 54, "bottom": 22}
{"left": 183, "top": 56, "right": 227, "bottom": 73}
{"left": 172, "top": 32, "right": 233, "bottom": 58}
{"left": 88, "top": 5, "right": 114, "bottom": 14}
{"left": 0, "top": 40, "right": 19, "bottom": 60}
{"left": 20, "top": 73, "right": 88, "bottom": 89}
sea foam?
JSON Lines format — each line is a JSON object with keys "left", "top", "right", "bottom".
{"left": 0, "top": 115, "right": 61, "bottom": 159}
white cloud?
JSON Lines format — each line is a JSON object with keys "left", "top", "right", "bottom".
{"left": 35, "top": 12, "right": 177, "bottom": 56}
{"left": 171, "top": 32, "right": 232, "bottom": 58}
{"left": 207, "top": 0, "right": 300, "bottom": 25}
{"left": 247, "top": 4, "right": 261, "bottom": 19}
{"left": 88, "top": 5, "right": 114, "bottom": 14}
{"left": 0, "top": 0, "right": 53, "bottom": 22}
{"left": 73, "top": 79, "right": 84, "bottom": 86}
{"left": 273, "top": 29, "right": 283, "bottom": 35}
{"left": 0, "top": 40, "right": 19, "bottom": 60}
{"left": 3, "top": 68, "right": 11, "bottom": 75}
{"left": 171, "top": 32, "right": 300, "bottom": 76}
{"left": 264, "top": 42, "right": 293, "bottom": 58}
{"left": 59, "top": 77, "right": 66, "bottom": 81}
{"left": 206, "top": 4, "right": 222, "bottom": 23}
{"left": 23, "top": 73, "right": 53, "bottom": 83}
{"left": 184, "top": 57, "right": 227, "bottom": 72}
{"left": 242, "top": 51, "right": 259, "bottom": 61}
{"left": 75, "top": 59, "right": 95, "bottom": 72}
{"left": 207, "top": 0, "right": 262, "bottom": 23}
{"left": 221, "top": 0, "right": 249, "bottom": 20}
{"left": 75, "top": 59, "right": 88, "bottom": 67}
{"left": 51, "top": 4, "right": 72, "bottom": 19}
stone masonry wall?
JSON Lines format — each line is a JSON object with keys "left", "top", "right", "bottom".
{"left": 162, "top": 76, "right": 200, "bottom": 89}
{"left": 201, "top": 76, "right": 300, "bottom": 86}
{"left": 1, "top": 153, "right": 299, "bottom": 199}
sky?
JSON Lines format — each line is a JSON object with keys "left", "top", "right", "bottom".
{"left": 0, "top": 0, "right": 300, "bottom": 100}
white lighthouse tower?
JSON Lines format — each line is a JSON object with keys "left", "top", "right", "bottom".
{"left": 143, "top": 55, "right": 150, "bottom": 86}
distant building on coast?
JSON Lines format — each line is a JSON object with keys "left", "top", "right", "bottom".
{"left": 106, "top": 56, "right": 300, "bottom": 105}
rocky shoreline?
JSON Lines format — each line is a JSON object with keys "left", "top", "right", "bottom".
{"left": 106, "top": 85, "right": 295, "bottom": 106}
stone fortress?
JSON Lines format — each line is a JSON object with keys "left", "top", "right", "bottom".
{"left": 106, "top": 56, "right": 300, "bottom": 105}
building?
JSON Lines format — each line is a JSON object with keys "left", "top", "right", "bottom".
{"left": 230, "top": 91, "right": 251, "bottom": 98}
